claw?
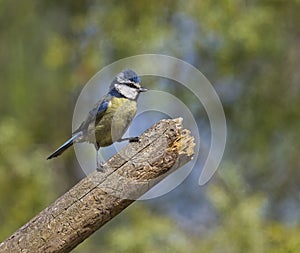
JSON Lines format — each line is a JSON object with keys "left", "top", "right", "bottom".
{"left": 118, "top": 136, "right": 139, "bottom": 143}
{"left": 96, "top": 161, "right": 105, "bottom": 172}
{"left": 96, "top": 149, "right": 105, "bottom": 172}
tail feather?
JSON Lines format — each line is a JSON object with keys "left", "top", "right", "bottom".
{"left": 47, "top": 132, "right": 82, "bottom": 160}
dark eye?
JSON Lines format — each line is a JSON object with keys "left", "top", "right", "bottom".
{"left": 127, "top": 82, "right": 137, "bottom": 89}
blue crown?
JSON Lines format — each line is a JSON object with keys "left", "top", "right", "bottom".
{"left": 123, "top": 69, "right": 141, "bottom": 83}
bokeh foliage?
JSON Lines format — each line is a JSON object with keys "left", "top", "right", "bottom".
{"left": 1, "top": 0, "right": 300, "bottom": 252}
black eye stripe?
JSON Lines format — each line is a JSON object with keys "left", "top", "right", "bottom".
{"left": 127, "top": 82, "right": 138, "bottom": 88}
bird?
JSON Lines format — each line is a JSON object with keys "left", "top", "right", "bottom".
{"left": 47, "top": 69, "right": 147, "bottom": 169}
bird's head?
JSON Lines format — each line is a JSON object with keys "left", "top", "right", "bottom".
{"left": 110, "top": 69, "right": 147, "bottom": 100}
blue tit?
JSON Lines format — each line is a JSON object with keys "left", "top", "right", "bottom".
{"left": 47, "top": 69, "right": 147, "bottom": 168}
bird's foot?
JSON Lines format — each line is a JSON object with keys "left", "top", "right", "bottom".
{"left": 129, "top": 136, "right": 139, "bottom": 142}
{"left": 96, "top": 161, "right": 105, "bottom": 172}
{"left": 118, "top": 136, "right": 139, "bottom": 143}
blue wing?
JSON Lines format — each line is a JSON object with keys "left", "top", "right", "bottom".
{"left": 95, "top": 100, "right": 110, "bottom": 122}
{"left": 74, "top": 95, "right": 110, "bottom": 134}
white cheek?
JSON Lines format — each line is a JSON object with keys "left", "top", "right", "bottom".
{"left": 116, "top": 84, "right": 138, "bottom": 99}
{"left": 125, "top": 87, "right": 138, "bottom": 99}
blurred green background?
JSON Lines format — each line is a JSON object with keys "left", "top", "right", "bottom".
{"left": 1, "top": 0, "right": 300, "bottom": 252}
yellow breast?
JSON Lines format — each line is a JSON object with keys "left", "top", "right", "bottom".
{"left": 93, "top": 97, "right": 137, "bottom": 147}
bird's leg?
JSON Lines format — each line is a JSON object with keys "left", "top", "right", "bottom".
{"left": 117, "top": 136, "right": 139, "bottom": 143}
{"left": 96, "top": 149, "right": 105, "bottom": 172}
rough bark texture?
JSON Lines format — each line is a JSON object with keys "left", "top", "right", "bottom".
{"left": 0, "top": 118, "right": 195, "bottom": 253}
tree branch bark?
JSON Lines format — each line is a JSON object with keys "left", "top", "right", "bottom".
{"left": 0, "top": 118, "right": 195, "bottom": 253}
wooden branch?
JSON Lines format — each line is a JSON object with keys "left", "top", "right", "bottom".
{"left": 0, "top": 118, "right": 195, "bottom": 253}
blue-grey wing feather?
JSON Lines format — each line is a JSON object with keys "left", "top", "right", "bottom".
{"left": 74, "top": 95, "right": 111, "bottom": 134}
